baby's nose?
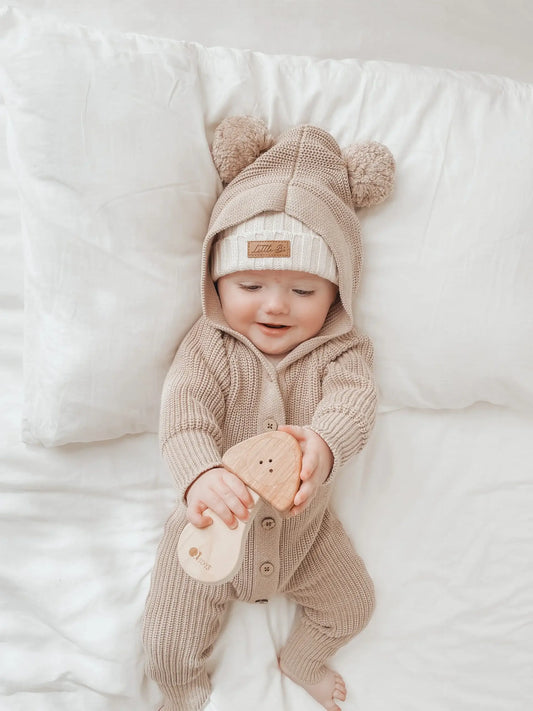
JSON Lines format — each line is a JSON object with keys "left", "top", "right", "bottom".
{"left": 264, "top": 292, "right": 289, "bottom": 314}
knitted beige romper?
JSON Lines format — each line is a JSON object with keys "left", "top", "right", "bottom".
{"left": 143, "top": 124, "right": 389, "bottom": 711}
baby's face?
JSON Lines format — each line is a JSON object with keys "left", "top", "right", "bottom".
{"left": 216, "top": 270, "right": 338, "bottom": 356}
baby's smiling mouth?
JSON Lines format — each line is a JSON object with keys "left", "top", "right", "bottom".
{"left": 259, "top": 323, "right": 289, "bottom": 330}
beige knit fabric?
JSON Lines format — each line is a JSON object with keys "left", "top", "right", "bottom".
{"left": 143, "top": 123, "right": 380, "bottom": 711}
{"left": 202, "top": 124, "right": 364, "bottom": 337}
{"left": 144, "top": 319, "right": 377, "bottom": 710}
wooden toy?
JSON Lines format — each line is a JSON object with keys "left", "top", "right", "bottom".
{"left": 177, "top": 430, "right": 302, "bottom": 584}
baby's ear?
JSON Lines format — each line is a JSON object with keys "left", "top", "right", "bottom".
{"left": 343, "top": 142, "right": 395, "bottom": 208}
{"left": 211, "top": 116, "right": 275, "bottom": 185}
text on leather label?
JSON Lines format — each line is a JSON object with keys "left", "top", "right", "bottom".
{"left": 247, "top": 241, "right": 291, "bottom": 258}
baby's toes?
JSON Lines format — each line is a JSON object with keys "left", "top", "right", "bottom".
{"left": 333, "top": 675, "right": 347, "bottom": 700}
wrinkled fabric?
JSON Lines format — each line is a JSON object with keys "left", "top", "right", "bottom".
{"left": 1, "top": 6, "right": 533, "bottom": 711}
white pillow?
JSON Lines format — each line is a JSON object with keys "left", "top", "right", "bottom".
{"left": 1, "top": 8, "right": 532, "bottom": 445}
{"left": 1, "top": 9, "right": 219, "bottom": 445}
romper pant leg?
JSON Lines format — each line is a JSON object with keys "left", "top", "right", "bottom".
{"left": 279, "top": 510, "right": 375, "bottom": 684}
{"left": 143, "top": 508, "right": 235, "bottom": 711}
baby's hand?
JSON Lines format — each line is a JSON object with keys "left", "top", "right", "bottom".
{"left": 186, "top": 467, "right": 255, "bottom": 530}
{"left": 278, "top": 425, "right": 334, "bottom": 516}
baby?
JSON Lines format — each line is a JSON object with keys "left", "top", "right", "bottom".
{"left": 143, "top": 116, "right": 394, "bottom": 710}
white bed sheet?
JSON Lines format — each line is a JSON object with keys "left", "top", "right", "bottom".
{"left": 1, "top": 2, "right": 533, "bottom": 711}
{"left": 1, "top": 397, "right": 532, "bottom": 710}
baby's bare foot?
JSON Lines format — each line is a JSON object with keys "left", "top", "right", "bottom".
{"left": 282, "top": 665, "right": 347, "bottom": 710}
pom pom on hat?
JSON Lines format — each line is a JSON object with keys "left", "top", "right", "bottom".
{"left": 211, "top": 116, "right": 275, "bottom": 185}
{"left": 205, "top": 119, "right": 396, "bottom": 307}
{"left": 343, "top": 142, "right": 395, "bottom": 208}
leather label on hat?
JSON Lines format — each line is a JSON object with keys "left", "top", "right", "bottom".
{"left": 248, "top": 241, "right": 291, "bottom": 258}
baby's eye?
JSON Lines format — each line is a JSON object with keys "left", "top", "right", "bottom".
{"left": 293, "top": 289, "right": 314, "bottom": 296}
{"left": 239, "top": 284, "right": 261, "bottom": 291}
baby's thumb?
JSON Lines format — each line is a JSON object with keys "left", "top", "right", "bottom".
{"left": 278, "top": 424, "right": 306, "bottom": 443}
{"left": 187, "top": 504, "right": 213, "bottom": 529}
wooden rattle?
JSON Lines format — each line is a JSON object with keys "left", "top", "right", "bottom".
{"left": 177, "top": 430, "right": 302, "bottom": 584}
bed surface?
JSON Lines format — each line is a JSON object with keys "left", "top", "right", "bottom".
{"left": 1, "top": 3, "right": 532, "bottom": 711}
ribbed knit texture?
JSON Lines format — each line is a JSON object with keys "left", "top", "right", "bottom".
{"left": 211, "top": 212, "right": 339, "bottom": 284}
{"left": 158, "top": 318, "right": 376, "bottom": 501}
{"left": 278, "top": 509, "right": 375, "bottom": 683}
{"left": 201, "top": 124, "right": 363, "bottom": 333}
{"left": 144, "top": 123, "right": 379, "bottom": 709}
{"left": 145, "top": 319, "right": 377, "bottom": 708}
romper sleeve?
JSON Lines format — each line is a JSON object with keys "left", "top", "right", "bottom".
{"left": 309, "top": 334, "right": 377, "bottom": 481}
{"left": 159, "top": 318, "right": 229, "bottom": 502}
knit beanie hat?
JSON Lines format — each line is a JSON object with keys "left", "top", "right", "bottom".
{"left": 201, "top": 116, "right": 395, "bottom": 331}
{"left": 211, "top": 212, "right": 339, "bottom": 284}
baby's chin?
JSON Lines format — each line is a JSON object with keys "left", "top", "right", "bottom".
{"left": 252, "top": 339, "right": 296, "bottom": 357}
{"left": 253, "top": 341, "right": 290, "bottom": 356}
{"left": 251, "top": 333, "right": 303, "bottom": 356}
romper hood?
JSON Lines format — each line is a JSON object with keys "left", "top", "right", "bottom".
{"left": 200, "top": 117, "right": 395, "bottom": 356}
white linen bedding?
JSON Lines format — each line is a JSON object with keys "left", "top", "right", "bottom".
{"left": 1, "top": 3, "right": 533, "bottom": 711}
{"left": 1, "top": 398, "right": 532, "bottom": 710}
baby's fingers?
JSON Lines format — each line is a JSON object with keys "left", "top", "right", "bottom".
{"left": 278, "top": 424, "right": 305, "bottom": 439}
{"left": 213, "top": 483, "right": 250, "bottom": 525}
{"left": 291, "top": 480, "right": 315, "bottom": 513}
{"left": 299, "top": 451, "right": 319, "bottom": 482}
{"left": 189, "top": 486, "right": 239, "bottom": 529}
{"left": 187, "top": 501, "right": 213, "bottom": 528}
{"left": 204, "top": 497, "right": 238, "bottom": 529}
{"left": 290, "top": 499, "right": 308, "bottom": 516}
{"left": 221, "top": 471, "right": 255, "bottom": 510}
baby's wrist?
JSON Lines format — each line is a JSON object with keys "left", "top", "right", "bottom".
{"left": 185, "top": 466, "right": 219, "bottom": 502}
{"left": 310, "top": 429, "right": 333, "bottom": 464}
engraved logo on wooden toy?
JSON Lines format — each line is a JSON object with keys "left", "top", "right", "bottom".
{"left": 188, "top": 547, "right": 212, "bottom": 571}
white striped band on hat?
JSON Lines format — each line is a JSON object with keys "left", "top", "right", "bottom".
{"left": 210, "top": 212, "right": 338, "bottom": 285}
